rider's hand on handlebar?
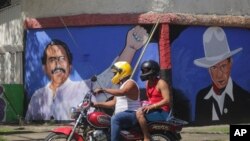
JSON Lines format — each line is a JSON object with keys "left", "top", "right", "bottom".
{"left": 91, "top": 102, "right": 101, "bottom": 108}
{"left": 90, "top": 101, "right": 96, "bottom": 107}
{"left": 94, "top": 88, "right": 105, "bottom": 95}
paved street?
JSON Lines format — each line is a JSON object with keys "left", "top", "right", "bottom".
{"left": 1, "top": 124, "right": 229, "bottom": 141}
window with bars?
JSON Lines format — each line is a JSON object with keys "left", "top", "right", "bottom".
{"left": 0, "top": 0, "right": 11, "bottom": 9}
{"left": 0, "top": 51, "right": 23, "bottom": 84}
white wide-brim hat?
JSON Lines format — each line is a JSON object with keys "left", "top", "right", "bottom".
{"left": 194, "top": 26, "right": 242, "bottom": 68}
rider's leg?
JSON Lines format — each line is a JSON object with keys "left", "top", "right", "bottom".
{"left": 111, "top": 111, "right": 137, "bottom": 141}
{"left": 137, "top": 109, "right": 169, "bottom": 141}
{"left": 136, "top": 109, "right": 151, "bottom": 141}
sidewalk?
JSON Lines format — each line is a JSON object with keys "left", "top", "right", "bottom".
{"left": 181, "top": 124, "right": 229, "bottom": 141}
{"left": 0, "top": 124, "right": 229, "bottom": 141}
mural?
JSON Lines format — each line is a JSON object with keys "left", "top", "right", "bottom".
{"left": 171, "top": 26, "right": 250, "bottom": 125}
{"left": 24, "top": 25, "right": 160, "bottom": 121}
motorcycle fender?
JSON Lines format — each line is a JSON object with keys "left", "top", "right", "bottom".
{"left": 52, "top": 126, "right": 84, "bottom": 141}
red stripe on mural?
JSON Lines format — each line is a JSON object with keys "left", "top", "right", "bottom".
{"left": 24, "top": 13, "right": 171, "bottom": 29}
{"left": 159, "top": 24, "right": 171, "bottom": 69}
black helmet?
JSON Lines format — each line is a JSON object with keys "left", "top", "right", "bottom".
{"left": 140, "top": 60, "right": 160, "bottom": 81}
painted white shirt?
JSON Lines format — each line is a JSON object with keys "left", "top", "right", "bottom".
{"left": 25, "top": 67, "right": 117, "bottom": 121}
{"left": 204, "top": 77, "right": 234, "bottom": 121}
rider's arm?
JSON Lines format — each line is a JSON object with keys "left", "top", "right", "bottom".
{"left": 94, "top": 97, "right": 116, "bottom": 109}
{"left": 102, "top": 80, "right": 138, "bottom": 100}
{"left": 153, "top": 79, "right": 170, "bottom": 109}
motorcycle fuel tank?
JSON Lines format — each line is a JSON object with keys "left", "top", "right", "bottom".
{"left": 87, "top": 112, "right": 111, "bottom": 128}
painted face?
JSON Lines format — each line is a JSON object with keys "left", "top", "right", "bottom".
{"left": 44, "top": 45, "right": 71, "bottom": 87}
{"left": 209, "top": 58, "right": 232, "bottom": 89}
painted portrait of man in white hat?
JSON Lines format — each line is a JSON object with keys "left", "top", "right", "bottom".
{"left": 194, "top": 26, "right": 250, "bottom": 124}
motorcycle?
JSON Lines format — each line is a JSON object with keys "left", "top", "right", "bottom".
{"left": 44, "top": 76, "right": 188, "bottom": 141}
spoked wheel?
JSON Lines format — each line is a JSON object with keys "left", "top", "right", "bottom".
{"left": 151, "top": 132, "right": 176, "bottom": 141}
{"left": 44, "top": 132, "right": 77, "bottom": 141}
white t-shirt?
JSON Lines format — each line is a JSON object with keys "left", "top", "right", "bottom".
{"left": 114, "top": 79, "right": 141, "bottom": 114}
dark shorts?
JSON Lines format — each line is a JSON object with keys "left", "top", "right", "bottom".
{"left": 145, "top": 109, "right": 169, "bottom": 121}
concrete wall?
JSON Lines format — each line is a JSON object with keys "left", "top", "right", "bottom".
{"left": 0, "top": 0, "right": 250, "bottom": 83}
{"left": 0, "top": 0, "right": 250, "bottom": 123}
{"left": 166, "top": 0, "right": 250, "bottom": 16}
{"left": 0, "top": 3, "right": 23, "bottom": 52}
{"left": 1, "top": 0, "right": 249, "bottom": 53}
{"left": 22, "top": 0, "right": 250, "bottom": 18}
{"left": 0, "top": 1, "right": 23, "bottom": 84}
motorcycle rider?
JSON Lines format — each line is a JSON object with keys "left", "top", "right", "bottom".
{"left": 136, "top": 60, "right": 171, "bottom": 141}
{"left": 93, "top": 61, "right": 141, "bottom": 141}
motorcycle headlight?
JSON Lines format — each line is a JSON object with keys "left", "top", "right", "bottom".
{"left": 70, "top": 107, "right": 79, "bottom": 119}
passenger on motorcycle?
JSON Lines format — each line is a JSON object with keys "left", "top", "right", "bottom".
{"left": 93, "top": 61, "right": 141, "bottom": 141}
{"left": 136, "top": 60, "right": 171, "bottom": 141}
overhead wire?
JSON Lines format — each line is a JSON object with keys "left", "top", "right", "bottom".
{"left": 130, "top": 18, "right": 161, "bottom": 79}
{"left": 59, "top": 16, "right": 105, "bottom": 89}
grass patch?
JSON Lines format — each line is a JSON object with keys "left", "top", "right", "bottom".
{"left": 183, "top": 125, "right": 230, "bottom": 134}
{"left": 0, "top": 136, "right": 7, "bottom": 141}
{"left": 206, "top": 126, "right": 229, "bottom": 134}
{"left": 0, "top": 127, "right": 13, "bottom": 133}
{"left": 0, "top": 127, "right": 14, "bottom": 141}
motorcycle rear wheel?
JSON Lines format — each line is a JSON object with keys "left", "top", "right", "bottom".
{"left": 151, "top": 132, "right": 175, "bottom": 141}
{"left": 44, "top": 132, "right": 77, "bottom": 141}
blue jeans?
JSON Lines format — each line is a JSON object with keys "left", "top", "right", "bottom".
{"left": 111, "top": 110, "right": 137, "bottom": 141}
{"left": 145, "top": 109, "right": 169, "bottom": 121}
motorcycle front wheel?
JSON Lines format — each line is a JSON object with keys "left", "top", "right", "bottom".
{"left": 44, "top": 132, "right": 77, "bottom": 141}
